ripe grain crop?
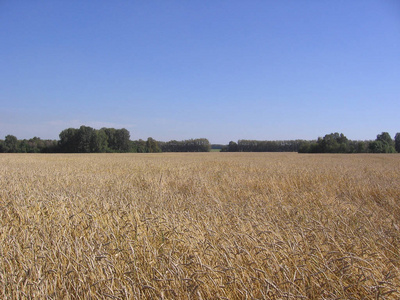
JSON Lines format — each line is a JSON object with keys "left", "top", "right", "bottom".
{"left": 0, "top": 153, "right": 399, "bottom": 299}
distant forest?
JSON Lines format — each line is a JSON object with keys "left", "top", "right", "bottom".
{"left": 0, "top": 126, "right": 210, "bottom": 153}
{"left": 223, "top": 132, "right": 399, "bottom": 154}
{"left": 0, "top": 126, "right": 399, "bottom": 154}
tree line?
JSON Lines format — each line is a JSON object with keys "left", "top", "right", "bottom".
{"left": 0, "top": 135, "right": 58, "bottom": 153}
{"left": 298, "top": 132, "right": 399, "bottom": 153}
{"left": 221, "top": 132, "right": 400, "bottom": 153}
{"left": 0, "top": 126, "right": 211, "bottom": 153}
{"left": 1, "top": 126, "right": 399, "bottom": 154}
{"left": 221, "top": 139, "right": 306, "bottom": 152}
{"left": 158, "top": 139, "right": 211, "bottom": 152}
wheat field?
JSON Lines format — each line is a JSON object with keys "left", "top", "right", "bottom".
{"left": 0, "top": 153, "right": 399, "bottom": 299}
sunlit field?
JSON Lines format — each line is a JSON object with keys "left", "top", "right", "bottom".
{"left": 1, "top": 153, "right": 399, "bottom": 299}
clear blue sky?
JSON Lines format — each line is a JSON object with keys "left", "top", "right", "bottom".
{"left": 1, "top": 1, "right": 399, "bottom": 144}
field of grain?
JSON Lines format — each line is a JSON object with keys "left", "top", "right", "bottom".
{"left": 0, "top": 153, "right": 399, "bottom": 299}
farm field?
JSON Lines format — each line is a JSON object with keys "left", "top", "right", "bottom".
{"left": 0, "top": 153, "right": 399, "bottom": 299}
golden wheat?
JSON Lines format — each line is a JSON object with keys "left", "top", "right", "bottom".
{"left": 0, "top": 153, "right": 399, "bottom": 299}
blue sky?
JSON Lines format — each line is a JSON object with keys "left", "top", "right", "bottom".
{"left": 1, "top": 1, "right": 399, "bottom": 143}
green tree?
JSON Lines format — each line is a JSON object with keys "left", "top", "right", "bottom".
{"left": 92, "top": 129, "right": 108, "bottom": 152}
{"left": 115, "top": 128, "right": 130, "bottom": 152}
{"left": 77, "top": 126, "right": 95, "bottom": 153}
{"left": 348, "top": 140, "right": 368, "bottom": 153}
{"left": 18, "top": 140, "right": 29, "bottom": 153}
{"left": 134, "top": 139, "right": 147, "bottom": 153}
{"left": 376, "top": 132, "right": 393, "bottom": 145}
{"left": 146, "top": 137, "right": 161, "bottom": 153}
{"left": 59, "top": 128, "right": 79, "bottom": 152}
{"left": 369, "top": 141, "right": 385, "bottom": 153}
{"left": 160, "top": 140, "right": 181, "bottom": 152}
{"left": 28, "top": 137, "right": 41, "bottom": 153}
{"left": 369, "top": 132, "right": 395, "bottom": 153}
{"left": 102, "top": 128, "right": 117, "bottom": 151}
{"left": 227, "top": 141, "right": 238, "bottom": 152}
{"left": 196, "top": 138, "right": 211, "bottom": 152}
{"left": 315, "top": 133, "right": 348, "bottom": 153}
{"left": 395, "top": 133, "right": 400, "bottom": 153}
{"left": 5, "top": 135, "right": 18, "bottom": 153}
